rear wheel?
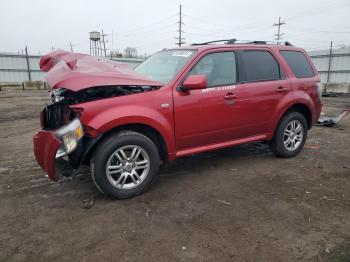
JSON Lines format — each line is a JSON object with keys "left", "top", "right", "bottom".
{"left": 91, "top": 131, "right": 160, "bottom": 199}
{"left": 270, "top": 112, "right": 307, "bottom": 158}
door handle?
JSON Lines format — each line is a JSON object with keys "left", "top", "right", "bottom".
{"left": 224, "top": 93, "right": 238, "bottom": 99}
{"left": 275, "top": 86, "right": 288, "bottom": 92}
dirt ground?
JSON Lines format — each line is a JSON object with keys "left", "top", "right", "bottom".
{"left": 0, "top": 89, "right": 349, "bottom": 262}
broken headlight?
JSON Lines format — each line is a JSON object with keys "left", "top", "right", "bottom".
{"left": 55, "top": 118, "right": 84, "bottom": 156}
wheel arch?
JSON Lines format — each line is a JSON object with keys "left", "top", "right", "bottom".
{"left": 270, "top": 102, "right": 313, "bottom": 140}
{"left": 282, "top": 103, "right": 312, "bottom": 129}
{"left": 82, "top": 123, "right": 169, "bottom": 165}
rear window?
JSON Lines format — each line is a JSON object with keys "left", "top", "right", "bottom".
{"left": 241, "top": 50, "right": 282, "bottom": 82}
{"left": 280, "top": 51, "right": 314, "bottom": 78}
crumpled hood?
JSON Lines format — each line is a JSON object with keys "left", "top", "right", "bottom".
{"left": 40, "top": 50, "right": 162, "bottom": 91}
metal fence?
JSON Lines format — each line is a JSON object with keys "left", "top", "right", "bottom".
{"left": 1, "top": 48, "right": 350, "bottom": 83}
{"left": 0, "top": 52, "right": 43, "bottom": 82}
{"left": 308, "top": 47, "right": 350, "bottom": 83}
{"left": 0, "top": 53, "right": 144, "bottom": 83}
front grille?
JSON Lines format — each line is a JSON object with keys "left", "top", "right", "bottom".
{"left": 42, "top": 102, "right": 75, "bottom": 130}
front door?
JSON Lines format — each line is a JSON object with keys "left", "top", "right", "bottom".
{"left": 173, "top": 51, "right": 248, "bottom": 150}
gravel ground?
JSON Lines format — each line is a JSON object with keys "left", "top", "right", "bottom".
{"left": 0, "top": 89, "right": 349, "bottom": 262}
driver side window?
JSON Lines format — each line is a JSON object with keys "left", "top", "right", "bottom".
{"left": 189, "top": 52, "right": 237, "bottom": 87}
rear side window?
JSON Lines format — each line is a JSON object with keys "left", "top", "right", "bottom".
{"left": 241, "top": 50, "right": 282, "bottom": 82}
{"left": 280, "top": 51, "right": 314, "bottom": 78}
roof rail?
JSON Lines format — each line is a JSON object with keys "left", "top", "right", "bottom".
{"left": 191, "top": 39, "right": 237, "bottom": 45}
{"left": 191, "top": 39, "right": 293, "bottom": 46}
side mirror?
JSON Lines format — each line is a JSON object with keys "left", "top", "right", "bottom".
{"left": 180, "top": 74, "right": 208, "bottom": 91}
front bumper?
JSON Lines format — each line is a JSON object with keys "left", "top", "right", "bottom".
{"left": 33, "top": 130, "right": 61, "bottom": 181}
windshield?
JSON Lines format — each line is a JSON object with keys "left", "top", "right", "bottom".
{"left": 135, "top": 50, "right": 196, "bottom": 84}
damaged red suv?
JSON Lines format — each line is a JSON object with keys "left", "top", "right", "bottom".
{"left": 33, "top": 40, "right": 322, "bottom": 199}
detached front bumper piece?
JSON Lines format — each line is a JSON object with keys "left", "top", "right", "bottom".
{"left": 316, "top": 109, "right": 349, "bottom": 127}
{"left": 33, "top": 130, "right": 61, "bottom": 181}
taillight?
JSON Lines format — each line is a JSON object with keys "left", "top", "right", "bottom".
{"left": 316, "top": 82, "right": 322, "bottom": 101}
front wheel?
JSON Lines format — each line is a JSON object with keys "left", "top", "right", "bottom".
{"left": 270, "top": 112, "right": 308, "bottom": 158}
{"left": 91, "top": 131, "right": 160, "bottom": 199}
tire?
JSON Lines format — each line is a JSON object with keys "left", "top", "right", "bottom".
{"left": 91, "top": 131, "right": 160, "bottom": 199}
{"left": 270, "top": 112, "right": 308, "bottom": 158}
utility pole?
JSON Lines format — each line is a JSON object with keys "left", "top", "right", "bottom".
{"left": 273, "top": 17, "right": 285, "bottom": 44}
{"left": 175, "top": 4, "right": 185, "bottom": 47}
{"left": 111, "top": 29, "right": 114, "bottom": 58}
{"left": 327, "top": 41, "right": 333, "bottom": 83}
{"left": 25, "top": 46, "right": 31, "bottom": 81}
{"left": 69, "top": 41, "right": 74, "bottom": 52}
{"left": 101, "top": 30, "right": 108, "bottom": 57}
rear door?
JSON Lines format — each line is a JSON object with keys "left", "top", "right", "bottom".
{"left": 238, "top": 49, "right": 292, "bottom": 135}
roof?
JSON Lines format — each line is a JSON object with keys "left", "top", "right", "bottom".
{"left": 166, "top": 42, "right": 303, "bottom": 53}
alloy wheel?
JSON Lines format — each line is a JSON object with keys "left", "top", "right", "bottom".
{"left": 283, "top": 120, "right": 304, "bottom": 151}
{"left": 106, "top": 145, "right": 150, "bottom": 190}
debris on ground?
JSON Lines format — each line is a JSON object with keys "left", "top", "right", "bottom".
{"left": 305, "top": 145, "right": 320, "bottom": 149}
{"left": 82, "top": 198, "right": 94, "bottom": 209}
{"left": 322, "top": 92, "right": 338, "bottom": 97}
{"left": 316, "top": 109, "right": 350, "bottom": 127}
{"left": 217, "top": 199, "right": 231, "bottom": 205}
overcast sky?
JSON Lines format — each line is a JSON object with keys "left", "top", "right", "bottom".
{"left": 0, "top": 0, "right": 349, "bottom": 56}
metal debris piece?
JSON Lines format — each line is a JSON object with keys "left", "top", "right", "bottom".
{"left": 316, "top": 109, "right": 349, "bottom": 127}
{"left": 322, "top": 92, "right": 338, "bottom": 97}
{"left": 217, "top": 199, "right": 231, "bottom": 205}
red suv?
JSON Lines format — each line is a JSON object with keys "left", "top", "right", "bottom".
{"left": 33, "top": 40, "right": 322, "bottom": 199}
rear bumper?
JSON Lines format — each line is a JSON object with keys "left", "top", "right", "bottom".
{"left": 33, "top": 130, "right": 61, "bottom": 181}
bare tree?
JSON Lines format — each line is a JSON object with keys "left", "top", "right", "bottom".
{"left": 123, "top": 47, "right": 138, "bottom": 58}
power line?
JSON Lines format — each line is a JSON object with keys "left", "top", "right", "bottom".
{"left": 175, "top": 4, "right": 185, "bottom": 47}
{"left": 121, "top": 22, "right": 177, "bottom": 37}
{"left": 118, "top": 14, "right": 177, "bottom": 35}
{"left": 183, "top": 13, "right": 266, "bottom": 32}
{"left": 287, "top": 24, "right": 350, "bottom": 34}
{"left": 286, "top": 2, "right": 350, "bottom": 21}
{"left": 273, "top": 17, "right": 285, "bottom": 43}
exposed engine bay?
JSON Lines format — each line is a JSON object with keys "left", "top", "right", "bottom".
{"left": 42, "top": 85, "right": 159, "bottom": 130}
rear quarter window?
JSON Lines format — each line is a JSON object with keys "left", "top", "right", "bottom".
{"left": 280, "top": 50, "right": 315, "bottom": 78}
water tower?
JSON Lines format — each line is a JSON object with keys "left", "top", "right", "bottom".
{"left": 89, "top": 31, "right": 102, "bottom": 56}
